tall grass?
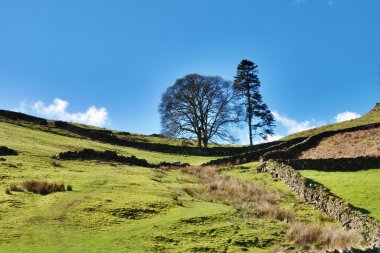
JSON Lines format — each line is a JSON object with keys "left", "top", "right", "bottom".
{"left": 6, "top": 180, "right": 68, "bottom": 195}
{"left": 23, "top": 180, "right": 65, "bottom": 195}
{"left": 182, "top": 166, "right": 293, "bottom": 220}
{"left": 286, "top": 223, "right": 363, "bottom": 250}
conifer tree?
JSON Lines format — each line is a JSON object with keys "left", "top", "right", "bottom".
{"left": 234, "top": 59, "right": 275, "bottom": 146}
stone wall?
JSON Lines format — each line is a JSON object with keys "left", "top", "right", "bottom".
{"left": 202, "top": 137, "right": 306, "bottom": 166}
{"left": 280, "top": 156, "right": 380, "bottom": 171}
{"left": 257, "top": 160, "right": 380, "bottom": 246}
{"left": 55, "top": 149, "right": 189, "bottom": 168}
{"left": 0, "top": 146, "right": 18, "bottom": 156}
{"left": 0, "top": 109, "right": 281, "bottom": 157}
{"left": 263, "top": 123, "right": 380, "bottom": 160}
{"left": 0, "top": 110, "right": 48, "bottom": 125}
{"left": 54, "top": 121, "right": 283, "bottom": 156}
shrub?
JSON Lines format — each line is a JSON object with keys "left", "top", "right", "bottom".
{"left": 67, "top": 185, "right": 72, "bottom": 191}
{"left": 23, "top": 180, "right": 65, "bottom": 195}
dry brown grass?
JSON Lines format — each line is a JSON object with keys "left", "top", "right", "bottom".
{"left": 10, "top": 183, "right": 24, "bottom": 192}
{"left": 181, "top": 166, "right": 293, "bottom": 220}
{"left": 286, "top": 223, "right": 363, "bottom": 250}
{"left": 23, "top": 180, "right": 65, "bottom": 195}
{"left": 299, "top": 127, "right": 380, "bottom": 159}
{"left": 5, "top": 187, "right": 11, "bottom": 195}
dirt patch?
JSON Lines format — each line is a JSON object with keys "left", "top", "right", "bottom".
{"left": 299, "top": 128, "right": 380, "bottom": 159}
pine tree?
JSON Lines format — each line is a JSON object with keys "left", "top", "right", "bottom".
{"left": 234, "top": 59, "right": 275, "bottom": 146}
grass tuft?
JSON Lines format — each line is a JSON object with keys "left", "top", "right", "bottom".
{"left": 286, "top": 223, "right": 363, "bottom": 250}
{"left": 23, "top": 180, "right": 66, "bottom": 195}
{"left": 5, "top": 187, "right": 11, "bottom": 195}
{"left": 182, "top": 166, "right": 293, "bottom": 221}
{"left": 10, "top": 183, "right": 24, "bottom": 192}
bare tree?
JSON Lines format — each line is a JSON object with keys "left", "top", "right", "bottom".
{"left": 159, "top": 74, "right": 239, "bottom": 147}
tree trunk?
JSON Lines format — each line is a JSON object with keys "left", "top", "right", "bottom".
{"left": 202, "top": 138, "right": 208, "bottom": 148}
{"left": 197, "top": 136, "right": 202, "bottom": 147}
{"left": 247, "top": 88, "right": 253, "bottom": 146}
{"left": 248, "top": 114, "right": 252, "bottom": 146}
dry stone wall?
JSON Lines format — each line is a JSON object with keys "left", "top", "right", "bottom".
{"left": 202, "top": 137, "right": 306, "bottom": 166}
{"left": 263, "top": 123, "right": 380, "bottom": 160}
{"left": 257, "top": 160, "right": 380, "bottom": 246}
{"left": 54, "top": 121, "right": 283, "bottom": 156}
{"left": 0, "top": 110, "right": 48, "bottom": 125}
{"left": 55, "top": 149, "right": 189, "bottom": 168}
{"left": 280, "top": 156, "right": 380, "bottom": 171}
{"left": 0, "top": 146, "right": 18, "bottom": 156}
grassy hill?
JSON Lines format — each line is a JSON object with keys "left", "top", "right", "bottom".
{"left": 283, "top": 102, "right": 380, "bottom": 140}
{"left": 0, "top": 106, "right": 378, "bottom": 252}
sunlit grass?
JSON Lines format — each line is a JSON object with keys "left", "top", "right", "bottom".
{"left": 299, "top": 169, "right": 380, "bottom": 220}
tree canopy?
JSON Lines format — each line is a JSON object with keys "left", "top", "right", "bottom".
{"left": 159, "top": 74, "right": 239, "bottom": 147}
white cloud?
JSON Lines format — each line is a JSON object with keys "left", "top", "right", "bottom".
{"left": 253, "top": 134, "right": 285, "bottom": 144}
{"left": 31, "top": 98, "right": 109, "bottom": 127}
{"left": 264, "top": 134, "right": 284, "bottom": 142}
{"left": 237, "top": 125, "right": 284, "bottom": 145}
{"left": 272, "top": 111, "right": 323, "bottom": 134}
{"left": 334, "top": 111, "right": 360, "bottom": 123}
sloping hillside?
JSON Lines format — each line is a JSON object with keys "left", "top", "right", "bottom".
{"left": 283, "top": 103, "right": 380, "bottom": 140}
{"left": 0, "top": 111, "right": 346, "bottom": 252}
{"left": 1, "top": 106, "right": 379, "bottom": 252}
{"left": 299, "top": 127, "right": 380, "bottom": 159}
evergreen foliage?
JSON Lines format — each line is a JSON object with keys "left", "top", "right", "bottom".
{"left": 234, "top": 59, "right": 275, "bottom": 145}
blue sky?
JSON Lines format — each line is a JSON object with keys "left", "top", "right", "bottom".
{"left": 0, "top": 0, "right": 379, "bottom": 143}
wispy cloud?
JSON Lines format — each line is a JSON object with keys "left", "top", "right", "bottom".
{"left": 272, "top": 111, "right": 324, "bottom": 134}
{"left": 334, "top": 111, "right": 360, "bottom": 123}
{"left": 328, "top": 0, "right": 336, "bottom": 5}
{"left": 20, "top": 98, "right": 109, "bottom": 127}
